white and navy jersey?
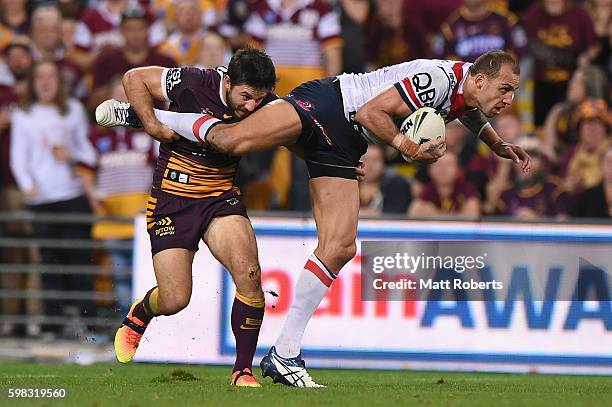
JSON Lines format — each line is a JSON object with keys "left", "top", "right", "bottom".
{"left": 337, "top": 59, "right": 476, "bottom": 142}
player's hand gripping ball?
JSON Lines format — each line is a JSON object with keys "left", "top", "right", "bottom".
{"left": 399, "top": 107, "right": 446, "bottom": 162}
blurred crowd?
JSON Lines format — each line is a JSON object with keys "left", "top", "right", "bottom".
{"left": 0, "top": 0, "right": 610, "bottom": 336}
{"left": 0, "top": 0, "right": 610, "bottom": 222}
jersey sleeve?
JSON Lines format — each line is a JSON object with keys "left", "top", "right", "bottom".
{"left": 393, "top": 66, "right": 452, "bottom": 112}
{"left": 160, "top": 67, "right": 207, "bottom": 103}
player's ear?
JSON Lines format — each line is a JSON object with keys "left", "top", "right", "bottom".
{"left": 223, "top": 74, "right": 231, "bottom": 90}
{"left": 475, "top": 73, "right": 486, "bottom": 89}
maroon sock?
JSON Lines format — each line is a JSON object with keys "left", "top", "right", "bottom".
{"left": 231, "top": 295, "right": 264, "bottom": 372}
{"left": 131, "top": 286, "right": 158, "bottom": 324}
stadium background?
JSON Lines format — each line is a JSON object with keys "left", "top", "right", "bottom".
{"left": 0, "top": 0, "right": 610, "bottom": 383}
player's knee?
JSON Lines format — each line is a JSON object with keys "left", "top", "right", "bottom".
{"left": 158, "top": 292, "right": 190, "bottom": 315}
{"left": 234, "top": 263, "right": 263, "bottom": 299}
{"left": 321, "top": 241, "right": 357, "bottom": 267}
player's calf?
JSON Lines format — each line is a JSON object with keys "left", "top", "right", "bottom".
{"left": 231, "top": 292, "right": 264, "bottom": 381}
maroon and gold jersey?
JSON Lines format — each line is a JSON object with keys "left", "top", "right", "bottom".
{"left": 420, "top": 178, "right": 479, "bottom": 213}
{"left": 154, "top": 66, "right": 275, "bottom": 198}
{"left": 436, "top": 6, "right": 527, "bottom": 63}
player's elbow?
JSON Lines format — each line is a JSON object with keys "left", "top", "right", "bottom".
{"left": 208, "top": 127, "right": 249, "bottom": 156}
{"left": 229, "top": 140, "right": 252, "bottom": 156}
{"left": 353, "top": 106, "right": 371, "bottom": 127}
{"left": 122, "top": 68, "right": 138, "bottom": 89}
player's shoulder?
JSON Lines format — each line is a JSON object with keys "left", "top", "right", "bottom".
{"left": 167, "top": 65, "right": 223, "bottom": 86}
{"left": 406, "top": 59, "right": 459, "bottom": 90}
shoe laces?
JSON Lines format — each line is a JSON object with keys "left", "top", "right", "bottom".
{"left": 114, "top": 101, "right": 131, "bottom": 124}
{"left": 299, "top": 368, "right": 321, "bottom": 387}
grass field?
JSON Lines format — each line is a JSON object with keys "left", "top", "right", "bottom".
{"left": 1, "top": 362, "right": 610, "bottom": 406}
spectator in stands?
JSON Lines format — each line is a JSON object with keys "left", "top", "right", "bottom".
{"left": 30, "top": 5, "right": 63, "bottom": 62}
{"left": 243, "top": 0, "right": 343, "bottom": 95}
{"left": 561, "top": 98, "right": 611, "bottom": 196}
{"left": 523, "top": 0, "right": 599, "bottom": 127}
{"left": 586, "top": 0, "right": 612, "bottom": 82}
{"left": 219, "top": 0, "right": 264, "bottom": 50}
{"left": 0, "top": 40, "right": 33, "bottom": 230}
{"left": 543, "top": 65, "right": 610, "bottom": 164}
{"left": 434, "top": 0, "right": 527, "bottom": 62}
{"left": 0, "top": 40, "right": 36, "bottom": 338}
{"left": 365, "top": 0, "right": 427, "bottom": 70}
{"left": 483, "top": 106, "right": 524, "bottom": 214}
{"left": 196, "top": 30, "right": 230, "bottom": 69}
{"left": 88, "top": 8, "right": 176, "bottom": 112}
{"left": 495, "top": 136, "right": 570, "bottom": 219}
{"left": 159, "top": 0, "right": 206, "bottom": 66}
{"left": 73, "top": 0, "right": 141, "bottom": 53}
{"left": 401, "top": 0, "right": 462, "bottom": 45}
{"left": 571, "top": 146, "right": 612, "bottom": 218}
{"left": 412, "top": 121, "right": 486, "bottom": 198}
{"left": 334, "top": 0, "right": 373, "bottom": 74}
{"left": 0, "top": 39, "right": 32, "bottom": 110}
{"left": 360, "top": 144, "right": 412, "bottom": 215}
{"left": 151, "top": 0, "right": 218, "bottom": 46}
{"left": 10, "top": 60, "right": 98, "bottom": 335}
{"left": 61, "top": 11, "right": 99, "bottom": 74}
{"left": 0, "top": 0, "right": 29, "bottom": 38}
{"left": 30, "top": 4, "right": 87, "bottom": 99}
{"left": 408, "top": 152, "right": 480, "bottom": 218}
{"left": 90, "top": 78, "right": 158, "bottom": 314}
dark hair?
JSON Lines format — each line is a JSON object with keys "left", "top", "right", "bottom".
{"left": 20, "top": 60, "right": 68, "bottom": 115}
{"left": 469, "top": 50, "right": 520, "bottom": 78}
{"left": 227, "top": 47, "right": 277, "bottom": 91}
{"left": 121, "top": 6, "right": 149, "bottom": 25}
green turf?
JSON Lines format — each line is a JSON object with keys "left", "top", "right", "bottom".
{"left": 0, "top": 362, "right": 610, "bottom": 406}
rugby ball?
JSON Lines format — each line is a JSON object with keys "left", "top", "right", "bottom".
{"left": 399, "top": 107, "right": 445, "bottom": 146}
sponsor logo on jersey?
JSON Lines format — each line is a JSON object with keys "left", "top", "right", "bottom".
{"left": 167, "top": 170, "right": 190, "bottom": 184}
{"left": 412, "top": 73, "right": 436, "bottom": 106}
{"left": 165, "top": 68, "right": 182, "bottom": 94}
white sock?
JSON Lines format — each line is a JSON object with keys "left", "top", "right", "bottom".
{"left": 275, "top": 254, "right": 336, "bottom": 358}
{"left": 153, "top": 108, "right": 220, "bottom": 144}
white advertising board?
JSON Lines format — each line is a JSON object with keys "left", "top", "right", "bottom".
{"left": 134, "top": 216, "right": 612, "bottom": 374}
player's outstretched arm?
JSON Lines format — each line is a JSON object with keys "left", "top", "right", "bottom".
{"left": 123, "top": 67, "right": 178, "bottom": 143}
{"left": 354, "top": 86, "right": 446, "bottom": 162}
{"left": 459, "top": 110, "right": 531, "bottom": 173}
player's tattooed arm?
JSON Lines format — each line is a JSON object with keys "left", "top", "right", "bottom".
{"left": 354, "top": 86, "right": 445, "bottom": 161}
{"left": 464, "top": 111, "right": 531, "bottom": 173}
{"left": 123, "top": 67, "right": 178, "bottom": 143}
{"left": 458, "top": 110, "right": 490, "bottom": 137}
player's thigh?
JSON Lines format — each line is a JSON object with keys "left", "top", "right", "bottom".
{"left": 203, "top": 215, "right": 262, "bottom": 298}
{"left": 152, "top": 248, "right": 195, "bottom": 304}
{"left": 309, "top": 176, "right": 360, "bottom": 273}
{"left": 217, "top": 100, "right": 302, "bottom": 152}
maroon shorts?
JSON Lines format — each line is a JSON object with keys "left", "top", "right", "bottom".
{"left": 146, "top": 188, "right": 248, "bottom": 255}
